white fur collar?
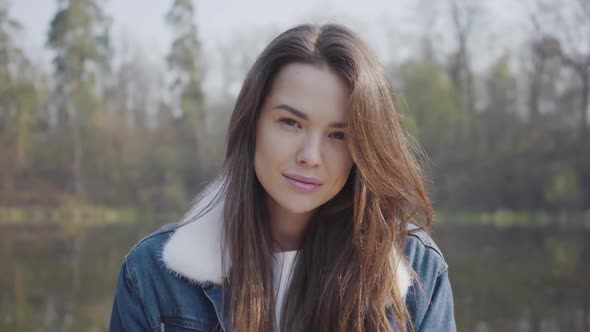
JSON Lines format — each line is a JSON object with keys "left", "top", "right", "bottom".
{"left": 161, "top": 181, "right": 413, "bottom": 297}
{"left": 162, "top": 182, "right": 229, "bottom": 285}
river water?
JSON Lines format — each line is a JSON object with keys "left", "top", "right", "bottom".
{"left": 1, "top": 220, "right": 588, "bottom": 331}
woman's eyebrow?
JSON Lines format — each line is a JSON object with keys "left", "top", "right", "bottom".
{"left": 274, "top": 104, "right": 308, "bottom": 120}
{"left": 273, "top": 104, "right": 346, "bottom": 128}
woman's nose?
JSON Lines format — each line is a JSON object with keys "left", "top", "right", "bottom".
{"left": 296, "top": 133, "right": 322, "bottom": 168}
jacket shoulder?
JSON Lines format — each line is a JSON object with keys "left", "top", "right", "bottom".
{"left": 403, "top": 225, "right": 457, "bottom": 330}
{"left": 114, "top": 223, "right": 221, "bottom": 330}
{"left": 404, "top": 225, "right": 448, "bottom": 277}
{"left": 123, "top": 223, "right": 177, "bottom": 273}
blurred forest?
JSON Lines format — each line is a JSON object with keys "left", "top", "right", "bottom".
{"left": 0, "top": 0, "right": 588, "bottom": 217}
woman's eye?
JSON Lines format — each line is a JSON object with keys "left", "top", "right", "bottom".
{"left": 329, "top": 132, "right": 345, "bottom": 140}
{"left": 279, "top": 118, "right": 300, "bottom": 128}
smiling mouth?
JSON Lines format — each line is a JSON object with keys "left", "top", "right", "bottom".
{"left": 283, "top": 174, "right": 323, "bottom": 192}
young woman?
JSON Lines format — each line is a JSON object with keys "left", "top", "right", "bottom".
{"left": 110, "top": 24, "right": 456, "bottom": 332}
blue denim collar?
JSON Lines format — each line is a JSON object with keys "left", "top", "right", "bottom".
{"left": 202, "top": 284, "right": 230, "bottom": 332}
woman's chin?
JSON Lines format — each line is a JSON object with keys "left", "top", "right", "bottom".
{"left": 275, "top": 197, "right": 321, "bottom": 216}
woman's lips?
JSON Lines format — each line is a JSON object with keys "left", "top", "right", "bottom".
{"left": 283, "top": 174, "right": 323, "bottom": 192}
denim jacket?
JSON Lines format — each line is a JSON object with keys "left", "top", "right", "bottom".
{"left": 109, "top": 191, "right": 456, "bottom": 331}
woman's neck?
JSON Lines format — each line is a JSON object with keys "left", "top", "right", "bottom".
{"left": 266, "top": 195, "right": 314, "bottom": 252}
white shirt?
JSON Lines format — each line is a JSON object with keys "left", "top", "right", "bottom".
{"left": 272, "top": 250, "right": 299, "bottom": 330}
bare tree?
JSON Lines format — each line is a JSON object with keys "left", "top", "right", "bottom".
{"left": 533, "top": 0, "right": 590, "bottom": 143}
{"left": 447, "top": 0, "right": 480, "bottom": 117}
{"left": 526, "top": 12, "right": 562, "bottom": 121}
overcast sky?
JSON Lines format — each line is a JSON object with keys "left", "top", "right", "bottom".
{"left": 9, "top": 0, "right": 531, "bottom": 62}
{"left": 6, "top": 0, "right": 532, "bottom": 98}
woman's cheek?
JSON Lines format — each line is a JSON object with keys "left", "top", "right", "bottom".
{"left": 260, "top": 127, "right": 289, "bottom": 164}
{"left": 332, "top": 147, "right": 354, "bottom": 178}
{"left": 274, "top": 126, "right": 300, "bottom": 149}
{"left": 328, "top": 143, "right": 351, "bottom": 163}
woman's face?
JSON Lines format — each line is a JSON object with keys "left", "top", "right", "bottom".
{"left": 254, "top": 62, "right": 354, "bottom": 215}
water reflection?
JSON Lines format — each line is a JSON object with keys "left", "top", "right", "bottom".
{"left": 1, "top": 221, "right": 588, "bottom": 331}
{"left": 434, "top": 225, "right": 590, "bottom": 332}
{"left": 0, "top": 220, "right": 160, "bottom": 332}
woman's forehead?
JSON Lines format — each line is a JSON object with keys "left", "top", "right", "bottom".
{"left": 265, "top": 63, "right": 349, "bottom": 121}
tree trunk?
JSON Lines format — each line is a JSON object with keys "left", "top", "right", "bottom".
{"left": 70, "top": 105, "right": 85, "bottom": 196}
{"left": 528, "top": 56, "right": 545, "bottom": 121}
{"left": 580, "top": 71, "right": 589, "bottom": 145}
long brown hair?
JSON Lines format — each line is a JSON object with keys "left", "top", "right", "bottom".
{"left": 215, "top": 23, "right": 434, "bottom": 332}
